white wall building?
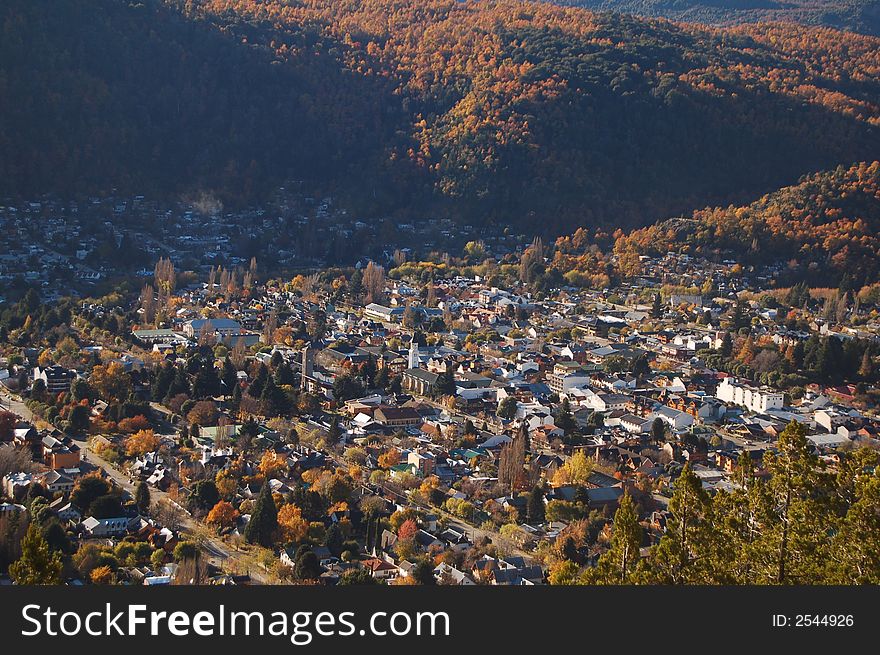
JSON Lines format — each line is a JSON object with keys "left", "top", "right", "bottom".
{"left": 716, "top": 377, "right": 784, "bottom": 414}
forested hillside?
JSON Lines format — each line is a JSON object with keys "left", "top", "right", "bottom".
{"left": 548, "top": 0, "right": 880, "bottom": 36}
{"left": 2, "top": 0, "right": 879, "bottom": 233}
{"left": 615, "top": 161, "right": 880, "bottom": 285}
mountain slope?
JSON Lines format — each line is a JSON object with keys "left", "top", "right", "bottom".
{"left": 2, "top": 0, "right": 879, "bottom": 233}
{"left": 618, "top": 161, "right": 880, "bottom": 285}
{"left": 546, "top": 0, "right": 880, "bottom": 37}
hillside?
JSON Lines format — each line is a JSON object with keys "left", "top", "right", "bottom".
{"left": 2, "top": 0, "right": 880, "bottom": 233}
{"left": 548, "top": 0, "right": 880, "bottom": 36}
{"left": 616, "top": 161, "right": 880, "bottom": 285}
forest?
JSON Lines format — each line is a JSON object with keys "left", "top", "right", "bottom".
{"left": 549, "top": 0, "right": 880, "bottom": 36}
{"left": 2, "top": 0, "right": 879, "bottom": 234}
{"left": 615, "top": 161, "right": 880, "bottom": 286}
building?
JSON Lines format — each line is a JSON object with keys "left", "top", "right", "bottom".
{"left": 183, "top": 318, "right": 242, "bottom": 339}
{"left": 373, "top": 406, "right": 423, "bottom": 428}
{"left": 33, "top": 365, "right": 76, "bottom": 394}
{"left": 716, "top": 377, "right": 784, "bottom": 414}
{"left": 41, "top": 434, "right": 81, "bottom": 469}
{"left": 401, "top": 368, "right": 439, "bottom": 396}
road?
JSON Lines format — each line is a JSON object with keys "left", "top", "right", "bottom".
{"left": 0, "top": 385, "right": 269, "bottom": 584}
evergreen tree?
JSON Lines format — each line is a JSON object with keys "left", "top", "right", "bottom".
{"left": 751, "top": 420, "right": 831, "bottom": 584}
{"left": 651, "top": 293, "right": 663, "bottom": 319}
{"left": 221, "top": 357, "right": 238, "bottom": 393}
{"left": 9, "top": 524, "right": 62, "bottom": 585}
{"left": 244, "top": 482, "right": 278, "bottom": 547}
{"left": 641, "top": 464, "right": 712, "bottom": 584}
{"left": 588, "top": 492, "right": 643, "bottom": 584}
{"left": 554, "top": 398, "right": 577, "bottom": 436}
{"left": 135, "top": 481, "right": 151, "bottom": 514}
{"left": 325, "top": 523, "right": 344, "bottom": 556}
{"left": 526, "top": 486, "right": 545, "bottom": 523}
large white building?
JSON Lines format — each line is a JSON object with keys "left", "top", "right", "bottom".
{"left": 716, "top": 377, "right": 784, "bottom": 414}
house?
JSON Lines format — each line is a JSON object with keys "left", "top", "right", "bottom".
{"left": 41, "top": 434, "right": 81, "bottom": 468}
{"left": 82, "top": 516, "right": 134, "bottom": 537}
{"left": 434, "top": 562, "right": 475, "bottom": 585}
{"left": 33, "top": 365, "right": 76, "bottom": 393}
{"left": 373, "top": 406, "right": 423, "bottom": 428}
{"left": 619, "top": 413, "right": 654, "bottom": 434}
{"left": 360, "top": 557, "right": 399, "bottom": 580}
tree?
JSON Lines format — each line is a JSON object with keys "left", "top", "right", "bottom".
{"left": 89, "top": 495, "right": 124, "bottom": 519}
{"left": 651, "top": 293, "right": 663, "bottom": 319}
{"left": 554, "top": 398, "right": 577, "bottom": 436}
{"left": 0, "top": 411, "right": 16, "bottom": 442}
{"left": 497, "top": 396, "right": 517, "bottom": 420}
{"left": 293, "top": 549, "right": 322, "bottom": 580}
{"left": 338, "top": 568, "right": 379, "bottom": 585}
{"left": 9, "top": 524, "right": 62, "bottom": 585}
{"left": 187, "top": 400, "right": 219, "bottom": 427}
{"left": 362, "top": 262, "right": 386, "bottom": 304}
{"left": 66, "top": 404, "right": 91, "bottom": 435}
{"left": 527, "top": 486, "right": 545, "bottom": 523}
{"left": 90, "top": 565, "right": 114, "bottom": 585}
{"left": 324, "top": 523, "right": 344, "bottom": 556}
{"left": 552, "top": 450, "right": 593, "bottom": 487}
{"left": 651, "top": 417, "right": 666, "bottom": 443}
{"left": 411, "top": 558, "right": 436, "bottom": 585}
{"left": 191, "top": 480, "right": 220, "bottom": 511}
{"left": 125, "top": 429, "right": 161, "bottom": 456}
{"left": 588, "top": 492, "right": 643, "bottom": 584}
{"left": 751, "top": 420, "right": 829, "bottom": 584}
{"left": 548, "top": 560, "right": 581, "bottom": 585}
{"left": 277, "top": 504, "right": 309, "bottom": 543}
{"left": 432, "top": 369, "right": 456, "bottom": 398}
{"left": 719, "top": 331, "right": 733, "bottom": 358}
{"left": 641, "top": 464, "right": 712, "bottom": 584}
{"left": 71, "top": 474, "right": 111, "bottom": 512}
{"left": 206, "top": 501, "right": 239, "bottom": 529}
{"left": 499, "top": 426, "right": 527, "bottom": 494}
{"left": 90, "top": 361, "right": 131, "bottom": 402}
{"left": 244, "top": 482, "right": 278, "bottom": 547}
{"left": 135, "top": 481, "right": 151, "bottom": 514}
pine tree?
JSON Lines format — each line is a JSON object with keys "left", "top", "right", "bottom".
{"left": 244, "top": 482, "right": 278, "bottom": 547}
{"left": 651, "top": 293, "right": 663, "bottom": 319}
{"left": 9, "top": 524, "right": 62, "bottom": 585}
{"left": 135, "top": 481, "right": 151, "bottom": 514}
{"left": 751, "top": 420, "right": 831, "bottom": 584}
{"left": 589, "top": 492, "right": 643, "bottom": 584}
{"left": 641, "top": 464, "right": 712, "bottom": 584}
{"left": 526, "top": 486, "right": 545, "bottom": 523}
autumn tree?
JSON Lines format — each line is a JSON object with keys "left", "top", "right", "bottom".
{"left": 206, "top": 500, "right": 239, "bottom": 529}
{"left": 277, "top": 503, "right": 309, "bottom": 543}
{"left": 125, "top": 429, "right": 161, "bottom": 457}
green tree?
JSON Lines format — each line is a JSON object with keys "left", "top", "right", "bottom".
{"left": 135, "top": 481, "right": 151, "bottom": 514}
{"left": 9, "top": 524, "right": 62, "bottom": 585}
{"left": 751, "top": 420, "right": 831, "bottom": 584}
{"left": 641, "top": 464, "right": 712, "bottom": 584}
{"left": 496, "top": 396, "right": 517, "bottom": 420}
{"left": 244, "top": 482, "right": 278, "bottom": 547}
{"left": 588, "top": 492, "right": 643, "bottom": 584}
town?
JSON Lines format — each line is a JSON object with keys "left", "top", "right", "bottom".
{"left": 1, "top": 196, "right": 879, "bottom": 586}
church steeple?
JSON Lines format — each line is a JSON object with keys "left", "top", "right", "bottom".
{"left": 408, "top": 338, "right": 420, "bottom": 369}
